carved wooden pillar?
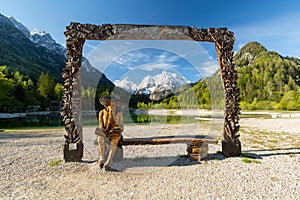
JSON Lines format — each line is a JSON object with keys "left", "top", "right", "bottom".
{"left": 61, "top": 23, "right": 86, "bottom": 162}
{"left": 215, "top": 38, "right": 241, "bottom": 157}
{"left": 190, "top": 27, "right": 241, "bottom": 157}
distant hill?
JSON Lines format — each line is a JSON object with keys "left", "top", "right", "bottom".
{"left": 234, "top": 42, "right": 300, "bottom": 110}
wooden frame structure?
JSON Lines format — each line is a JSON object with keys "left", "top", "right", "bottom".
{"left": 62, "top": 23, "right": 241, "bottom": 161}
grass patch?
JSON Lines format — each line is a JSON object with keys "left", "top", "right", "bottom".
{"left": 270, "top": 177, "right": 279, "bottom": 182}
{"left": 247, "top": 139, "right": 265, "bottom": 145}
{"left": 284, "top": 135, "right": 294, "bottom": 140}
{"left": 242, "top": 158, "right": 252, "bottom": 163}
{"left": 251, "top": 159, "right": 261, "bottom": 164}
{"left": 267, "top": 144, "right": 277, "bottom": 149}
{"left": 241, "top": 153, "right": 261, "bottom": 164}
{"left": 48, "top": 159, "right": 62, "bottom": 167}
{"left": 267, "top": 139, "right": 278, "bottom": 143}
{"left": 245, "top": 131, "right": 256, "bottom": 135}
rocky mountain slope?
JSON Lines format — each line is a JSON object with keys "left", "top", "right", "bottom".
{"left": 0, "top": 13, "right": 65, "bottom": 82}
{"left": 2, "top": 14, "right": 109, "bottom": 88}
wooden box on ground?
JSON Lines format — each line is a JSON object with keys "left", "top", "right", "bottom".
{"left": 63, "top": 140, "right": 83, "bottom": 162}
{"left": 222, "top": 140, "right": 241, "bottom": 157}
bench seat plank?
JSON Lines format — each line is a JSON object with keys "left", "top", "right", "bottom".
{"left": 119, "top": 135, "right": 217, "bottom": 146}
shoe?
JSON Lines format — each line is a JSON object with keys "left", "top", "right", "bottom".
{"left": 98, "top": 160, "right": 104, "bottom": 168}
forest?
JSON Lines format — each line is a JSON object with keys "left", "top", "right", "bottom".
{"left": 1, "top": 42, "right": 300, "bottom": 113}
{"left": 0, "top": 65, "right": 63, "bottom": 112}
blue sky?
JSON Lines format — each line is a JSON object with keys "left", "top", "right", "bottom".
{"left": 1, "top": 0, "right": 300, "bottom": 82}
{"left": 86, "top": 40, "right": 217, "bottom": 82}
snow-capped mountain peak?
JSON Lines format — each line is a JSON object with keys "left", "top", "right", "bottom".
{"left": 114, "top": 77, "right": 138, "bottom": 93}
{"left": 154, "top": 70, "right": 187, "bottom": 90}
{"left": 8, "top": 17, "right": 65, "bottom": 54}
{"left": 139, "top": 75, "right": 155, "bottom": 89}
{"left": 30, "top": 28, "right": 47, "bottom": 36}
{"left": 114, "top": 71, "right": 188, "bottom": 100}
{"left": 29, "top": 28, "right": 65, "bottom": 54}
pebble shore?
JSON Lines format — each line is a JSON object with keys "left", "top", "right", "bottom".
{"left": 0, "top": 117, "right": 299, "bottom": 199}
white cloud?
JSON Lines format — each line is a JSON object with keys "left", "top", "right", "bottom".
{"left": 113, "top": 49, "right": 182, "bottom": 72}
{"left": 128, "top": 66, "right": 135, "bottom": 71}
{"left": 135, "top": 63, "right": 178, "bottom": 71}
{"left": 115, "top": 51, "right": 151, "bottom": 65}
{"left": 155, "top": 52, "right": 180, "bottom": 63}
{"left": 200, "top": 61, "right": 218, "bottom": 77}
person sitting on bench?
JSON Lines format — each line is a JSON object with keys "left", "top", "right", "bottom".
{"left": 96, "top": 95, "right": 124, "bottom": 171}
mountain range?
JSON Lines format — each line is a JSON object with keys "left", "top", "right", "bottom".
{"left": 0, "top": 13, "right": 108, "bottom": 87}
{"left": 0, "top": 14, "right": 65, "bottom": 82}
{"left": 114, "top": 71, "right": 188, "bottom": 100}
{"left": 8, "top": 17, "right": 65, "bottom": 55}
{"left": 1, "top": 13, "right": 300, "bottom": 112}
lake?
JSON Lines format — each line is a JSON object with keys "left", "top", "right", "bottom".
{"left": 0, "top": 109, "right": 272, "bottom": 129}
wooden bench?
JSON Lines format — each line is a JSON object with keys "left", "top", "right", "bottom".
{"left": 118, "top": 135, "right": 218, "bottom": 162}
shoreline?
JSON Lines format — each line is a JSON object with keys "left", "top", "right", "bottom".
{"left": 147, "top": 109, "right": 300, "bottom": 118}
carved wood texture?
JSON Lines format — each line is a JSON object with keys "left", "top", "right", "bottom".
{"left": 63, "top": 23, "right": 240, "bottom": 147}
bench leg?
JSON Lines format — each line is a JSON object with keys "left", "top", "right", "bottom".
{"left": 187, "top": 142, "right": 208, "bottom": 162}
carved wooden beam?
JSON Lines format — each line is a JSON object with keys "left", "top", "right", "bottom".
{"left": 62, "top": 23, "right": 241, "bottom": 160}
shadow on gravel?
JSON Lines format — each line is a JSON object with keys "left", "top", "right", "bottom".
{"left": 82, "top": 160, "right": 98, "bottom": 164}
{"left": 95, "top": 156, "right": 203, "bottom": 172}
{"left": 83, "top": 148, "right": 300, "bottom": 172}
{"left": 208, "top": 147, "right": 300, "bottom": 161}
{"left": 243, "top": 147, "right": 300, "bottom": 157}
{"left": 0, "top": 132, "right": 60, "bottom": 140}
{"left": 121, "top": 156, "right": 200, "bottom": 168}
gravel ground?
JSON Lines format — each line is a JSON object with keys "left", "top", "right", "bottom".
{"left": 0, "top": 117, "right": 299, "bottom": 200}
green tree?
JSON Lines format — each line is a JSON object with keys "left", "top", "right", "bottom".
{"left": 0, "top": 65, "right": 9, "bottom": 77}
{"left": 37, "top": 72, "right": 56, "bottom": 108}
{"left": 0, "top": 76, "right": 16, "bottom": 112}
{"left": 277, "top": 90, "right": 299, "bottom": 110}
{"left": 54, "top": 83, "right": 64, "bottom": 100}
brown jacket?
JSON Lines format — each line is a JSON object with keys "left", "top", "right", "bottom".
{"left": 98, "top": 106, "right": 124, "bottom": 133}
